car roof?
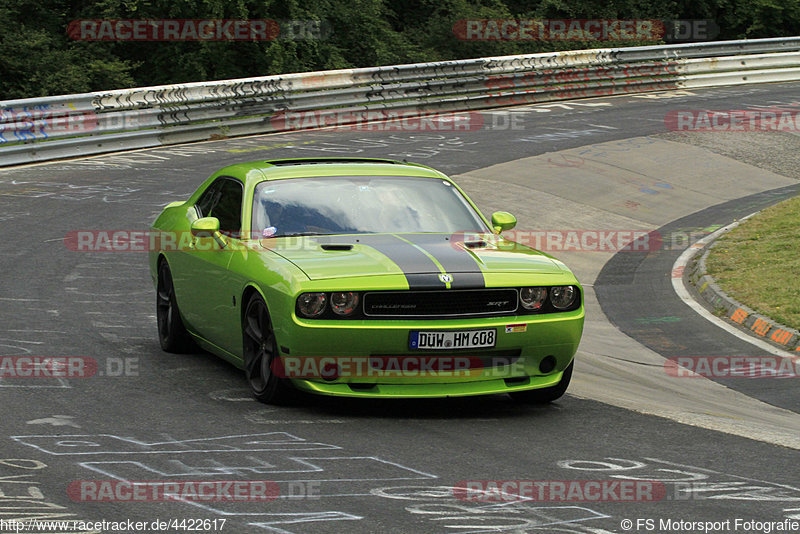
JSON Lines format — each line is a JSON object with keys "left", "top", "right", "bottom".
{"left": 213, "top": 157, "right": 448, "bottom": 183}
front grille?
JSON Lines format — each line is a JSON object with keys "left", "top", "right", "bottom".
{"left": 363, "top": 289, "right": 518, "bottom": 317}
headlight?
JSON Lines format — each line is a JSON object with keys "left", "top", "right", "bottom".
{"left": 520, "top": 287, "right": 547, "bottom": 311}
{"left": 297, "top": 293, "right": 327, "bottom": 317}
{"left": 330, "top": 291, "right": 360, "bottom": 316}
{"left": 550, "top": 286, "right": 577, "bottom": 310}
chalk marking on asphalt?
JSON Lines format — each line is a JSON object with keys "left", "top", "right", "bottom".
{"left": 10, "top": 432, "right": 341, "bottom": 455}
{"left": 27, "top": 415, "right": 81, "bottom": 428}
{"left": 645, "top": 457, "right": 800, "bottom": 494}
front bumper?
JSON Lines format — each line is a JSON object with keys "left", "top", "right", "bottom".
{"left": 275, "top": 308, "right": 584, "bottom": 397}
{"left": 292, "top": 368, "right": 567, "bottom": 398}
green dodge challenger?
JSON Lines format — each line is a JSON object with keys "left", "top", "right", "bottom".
{"left": 149, "top": 157, "right": 584, "bottom": 404}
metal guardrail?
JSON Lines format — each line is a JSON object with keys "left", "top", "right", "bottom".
{"left": 2, "top": 37, "right": 800, "bottom": 167}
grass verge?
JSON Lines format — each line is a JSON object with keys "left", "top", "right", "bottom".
{"left": 706, "top": 195, "right": 800, "bottom": 330}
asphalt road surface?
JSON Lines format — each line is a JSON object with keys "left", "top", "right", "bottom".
{"left": 1, "top": 82, "right": 799, "bottom": 534}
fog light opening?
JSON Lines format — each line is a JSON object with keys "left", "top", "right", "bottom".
{"left": 348, "top": 383, "right": 377, "bottom": 391}
{"left": 504, "top": 376, "right": 530, "bottom": 386}
{"left": 539, "top": 355, "right": 557, "bottom": 374}
{"left": 321, "top": 362, "right": 340, "bottom": 381}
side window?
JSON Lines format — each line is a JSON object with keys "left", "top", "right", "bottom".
{"left": 194, "top": 178, "right": 243, "bottom": 236}
{"left": 195, "top": 181, "right": 221, "bottom": 218}
{"left": 213, "top": 179, "right": 243, "bottom": 235}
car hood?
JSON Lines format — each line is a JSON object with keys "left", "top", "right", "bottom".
{"left": 261, "top": 233, "right": 564, "bottom": 287}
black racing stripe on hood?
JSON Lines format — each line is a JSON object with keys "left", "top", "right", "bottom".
{"left": 403, "top": 273, "right": 449, "bottom": 289}
{"left": 316, "top": 234, "right": 446, "bottom": 289}
{"left": 442, "top": 271, "right": 486, "bottom": 289}
{"left": 402, "top": 234, "right": 486, "bottom": 289}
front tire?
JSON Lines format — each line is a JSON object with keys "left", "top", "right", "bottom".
{"left": 242, "top": 294, "right": 292, "bottom": 404}
{"left": 509, "top": 360, "right": 573, "bottom": 404}
{"left": 156, "top": 260, "right": 194, "bottom": 353}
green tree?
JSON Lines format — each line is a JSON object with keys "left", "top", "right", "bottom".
{"left": 0, "top": 0, "right": 136, "bottom": 99}
{"left": 1, "top": 0, "right": 796, "bottom": 99}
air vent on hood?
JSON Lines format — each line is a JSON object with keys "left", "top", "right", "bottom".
{"left": 320, "top": 244, "right": 353, "bottom": 251}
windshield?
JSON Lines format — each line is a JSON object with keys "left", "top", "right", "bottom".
{"left": 251, "top": 175, "right": 489, "bottom": 237}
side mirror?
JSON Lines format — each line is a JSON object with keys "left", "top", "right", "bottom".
{"left": 191, "top": 217, "right": 220, "bottom": 237}
{"left": 190, "top": 217, "right": 227, "bottom": 248}
{"left": 491, "top": 211, "right": 517, "bottom": 233}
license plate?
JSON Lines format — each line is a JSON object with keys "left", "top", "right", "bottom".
{"left": 409, "top": 329, "right": 496, "bottom": 350}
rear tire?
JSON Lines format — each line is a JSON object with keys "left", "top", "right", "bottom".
{"left": 156, "top": 260, "right": 194, "bottom": 353}
{"left": 242, "top": 294, "right": 293, "bottom": 404}
{"left": 509, "top": 360, "right": 573, "bottom": 404}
